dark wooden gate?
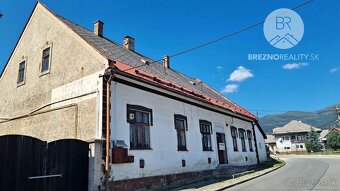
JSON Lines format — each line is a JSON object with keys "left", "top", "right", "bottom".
{"left": 0, "top": 135, "right": 89, "bottom": 191}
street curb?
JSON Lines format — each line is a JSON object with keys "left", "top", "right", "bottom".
{"left": 214, "top": 161, "right": 286, "bottom": 191}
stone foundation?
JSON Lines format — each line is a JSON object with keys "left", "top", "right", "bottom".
{"left": 108, "top": 170, "right": 214, "bottom": 191}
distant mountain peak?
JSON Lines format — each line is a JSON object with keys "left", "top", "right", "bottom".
{"left": 259, "top": 104, "right": 340, "bottom": 134}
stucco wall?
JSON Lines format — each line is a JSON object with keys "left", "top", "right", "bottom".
{"left": 109, "top": 82, "right": 265, "bottom": 181}
{"left": 255, "top": 125, "right": 267, "bottom": 162}
{"left": 0, "top": 4, "right": 106, "bottom": 142}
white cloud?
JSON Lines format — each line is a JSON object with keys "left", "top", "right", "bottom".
{"left": 330, "top": 67, "right": 338, "bottom": 73}
{"left": 227, "top": 66, "right": 254, "bottom": 82}
{"left": 221, "top": 84, "right": 239, "bottom": 93}
{"left": 216, "top": 66, "right": 224, "bottom": 70}
{"left": 282, "top": 62, "right": 309, "bottom": 70}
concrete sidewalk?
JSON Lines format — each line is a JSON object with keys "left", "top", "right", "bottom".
{"left": 171, "top": 162, "right": 286, "bottom": 191}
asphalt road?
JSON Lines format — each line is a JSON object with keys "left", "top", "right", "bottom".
{"left": 225, "top": 156, "right": 340, "bottom": 191}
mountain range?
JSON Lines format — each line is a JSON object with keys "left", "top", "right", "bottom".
{"left": 259, "top": 104, "right": 339, "bottom": 134}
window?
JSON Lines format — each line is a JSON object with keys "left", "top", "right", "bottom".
{"left": 291, "top": 135, "right": 296, "bottom": 139}
{"left": 247, "top": 130, "right": 253, "bottom": 152}
{"left": 174, "top": 114, "right": 187, "bottom": 151}
{"left": 284, "top": 147, "right": 291, "bottom": 150}
{"left": 127, "top": 105, "right": 152, "bottom": 149}
{"left": 17, "top": 61, "right": 26, "bottom": 83}
{"left": 41, "top": 47, "right": 51, "bottom": 72}
{"left": 283, "top": 136, "right": 290, "bottom": 141}
{"left": 300, "top": 145, "right": 303, "bottom": 148}
{"left": 239, "top": 129, "right": 246, "bottom": 152}
{"left": 199, "top": 120, "right": 212, "bottom": 151}
{"left": 231, "top": 127, "right": 238, "bottom": 151}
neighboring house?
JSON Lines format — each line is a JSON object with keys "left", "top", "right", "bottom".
{"left": 265, "top": 134, "right": 276, "bottom": 153}
{"left": 272, "top": 120, "right": 321, "bottom": 154}
{"left": 320, "top": 129, "right": 330, "bottom": 149}
{"left": 323, "top": 127, "right": 340, "bottom": 149}
{"left": 0, "top": 2, "right": 267, "bottom": 191}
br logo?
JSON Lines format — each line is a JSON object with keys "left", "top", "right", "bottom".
{"left": 264, "top": 8, "right": 304, "bottom": 49}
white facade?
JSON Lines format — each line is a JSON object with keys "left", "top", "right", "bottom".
{"left": 109, "top": 81, "right": 266, "bottom": 181}
{"left": 275, "top": 134, "right": 307, "bottom": 153}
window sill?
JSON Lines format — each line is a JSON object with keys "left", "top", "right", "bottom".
{"left": 17, "top": 81, "right": 25, "bottom": 87}
{"left": 39, "top": 70, "right": 50, "bottom": 77}
{"left": 178, "top": 149, "right": 188, "bottom": 152}
{"left": 203, "top": 149, "right": 214, "bottom": 152}
{"left": 129, "top": 148, "right": 153, "bottom": 150}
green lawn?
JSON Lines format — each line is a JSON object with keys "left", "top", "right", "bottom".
{"left": 308, "top": 149, "right": 340, "bottom": 155}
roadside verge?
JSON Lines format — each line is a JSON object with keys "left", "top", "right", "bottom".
{"left": 169, "top": 158, "right": 286, "bottom": 191}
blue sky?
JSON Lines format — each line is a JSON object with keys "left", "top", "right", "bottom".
{"left": 0, "top": 0, "right": 339, "bottom": 116}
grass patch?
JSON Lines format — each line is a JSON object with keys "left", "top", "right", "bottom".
{"left": 258, "top": 158, "right": 285, "bottom": 169}
{"left": 308, "top": 149, "right": 340, "bottom": 155}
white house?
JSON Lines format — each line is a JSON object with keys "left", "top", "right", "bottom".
{"left": 272, "top": 120, "right": 321, "bottom": 154}
{"left": 0, "top": 2, "right": 267, "bottom": 191}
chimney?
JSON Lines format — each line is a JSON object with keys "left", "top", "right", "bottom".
{"left": 123, "top": 36, "right": 135, "bottom": 51}
{"left": 94, "top": 20, "right": 104, "bottom": 36}
{"left": 163, "top": 55, "right": 170, "bottom": 68}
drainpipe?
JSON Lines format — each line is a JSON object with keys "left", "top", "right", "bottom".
{"left": 100, "top": 67, "right": 114, "bottom": 190}
{"left": 252, "top": 122, "right": 260, "bottom": 164}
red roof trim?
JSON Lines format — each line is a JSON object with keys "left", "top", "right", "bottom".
{"left": 113, "top": 61, "right": 256, "bottom": 120}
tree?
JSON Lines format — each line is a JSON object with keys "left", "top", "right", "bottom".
{"left": 305, "top": 128, "right": 323, "bottom": 152}
{"left": 326, "top": 131, "right": 340, "bottom": 150}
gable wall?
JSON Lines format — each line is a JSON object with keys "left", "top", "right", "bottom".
{"left": 0, "top": 4, "right": 107, "bottom": 142}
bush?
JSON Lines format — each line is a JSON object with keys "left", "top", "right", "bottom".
{"left": 326, "top": 131, "right": 340, "bottom": 150}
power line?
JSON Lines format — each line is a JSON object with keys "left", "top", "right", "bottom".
{"left": 169, "top": 0, "right": 313, "bottom": 58}
{"left": 120, "top": 0, "right": 314, "bottom": 72}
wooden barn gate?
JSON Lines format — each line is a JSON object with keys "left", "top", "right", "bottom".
{"left": 0, "top": 135, "right": 89, "bottom": 191}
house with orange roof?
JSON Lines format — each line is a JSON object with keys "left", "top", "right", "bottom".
{"left": 0, "top": 2, "right": 267, "bottom": 190}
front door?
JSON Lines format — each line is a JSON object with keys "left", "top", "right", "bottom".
{"left": 216, "top": 133, "right": 228, "bottom": 164}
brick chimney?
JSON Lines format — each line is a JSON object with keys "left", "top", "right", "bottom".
{"left": 123, "top": 36, "right": 135, "bottom": 51}
{"left": 94, "top": 20, "right": 104, "bottom": 36}
{"left": 163, "top": 55, "right": 170, "bottom": 68}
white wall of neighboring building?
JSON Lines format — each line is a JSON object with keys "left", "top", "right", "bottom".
{"left": 109, "top": 82, "right": 266, "bottom": 181}
{"left": 255, "top": 126, "right": 267, "bottom": 162}
{"left": 275, "top": 134, "right": 307, "bottom": 153}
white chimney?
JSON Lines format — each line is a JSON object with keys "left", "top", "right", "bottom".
{"left": 94, "top": 20, "right": 104, "bottom": 36}
{"left": 163, "top": 55, "right": 170, "bottom": 68}
{"left": 123, "top": 36, "right": 135, "bottom": 51}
